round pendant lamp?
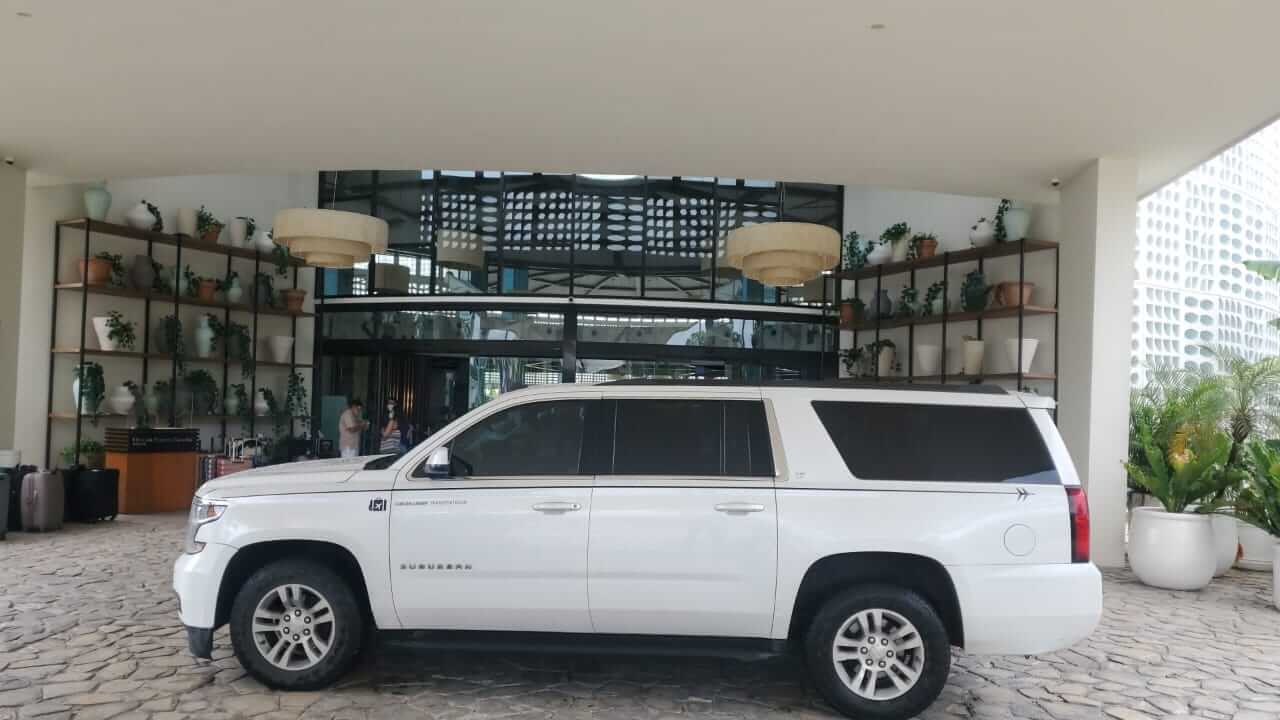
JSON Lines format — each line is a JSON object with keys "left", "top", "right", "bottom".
{"left": 272, "top": 208, "right": 389, "bottom": 268}
{"left": 724, "top": 222, "right": 840, "bottom": 286}
{"left": 435, "top": 229, "right": 485, "bottom": 270}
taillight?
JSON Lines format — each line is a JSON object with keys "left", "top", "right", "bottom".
{"left": 1066, "top": 486, "right": 1090, "bottom": 563}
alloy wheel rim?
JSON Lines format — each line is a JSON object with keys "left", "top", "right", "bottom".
{"left": 831, "top": 608, "right": 926, "bottom": 701}
{"left": 252, "top": 583, "right": 336, "bottom": 671}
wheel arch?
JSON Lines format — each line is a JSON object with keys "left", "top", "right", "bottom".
{"left": 215, "top": 539, "right": 373, "bottom": 629}
{"left": 785, "top": 552, "right": 964, "bottom": 650}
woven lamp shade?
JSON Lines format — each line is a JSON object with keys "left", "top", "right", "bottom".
{"left": 436, "top": 229, "right": 485, "bottom": 270}
{"left": 272, "top": 208, "right": 389, "bottom": 268}
{"left": 725, "top": 222, "right": 840, "bottom": 287}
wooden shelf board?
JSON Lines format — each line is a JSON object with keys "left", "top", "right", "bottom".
{"left": 51, "top": 348, "right": 310, "bottom": 369}
{"left": 57, "top": 218, "right": 305, "bottom": 266}
{"left": 842, "top": 305, "right": 1057, "bottom": 331}
{"left": 49, "top": 412, "right": 129, "bottom": 420}
{"left": 54, "top": 284, "right": 314, "bottom": 318}
{"left": 832, "top": 239, "right": 1058, "bottom": 281}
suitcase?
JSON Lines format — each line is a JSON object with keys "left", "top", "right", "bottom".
{"left": 5, "top": 464, "right": 36, "bottom": 532}
{"left": 21, "top": 470, "right": 65, "bottom": 532}
{"left": 65, "top": 467, "right": 118, "bottom": 523}
{"left": 0, "top": 472, "right": 8, "bottom": 540}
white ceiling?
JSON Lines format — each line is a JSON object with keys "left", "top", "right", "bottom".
{"left": 3, "top": 1, "right": 1278, "bottom": 201}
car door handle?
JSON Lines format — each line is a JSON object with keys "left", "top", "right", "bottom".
{"left": 714, "top": 502, "right": 766, "bottom": 514}
{"left": 532, "top": 501, "right": 582, "bottom": 513}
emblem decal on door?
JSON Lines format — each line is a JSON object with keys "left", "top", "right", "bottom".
{"left": 400, "top": 562, "right": 472, "bottom": 571}
{"left": 368, "top": 497, "right": 387, "bottom": 512}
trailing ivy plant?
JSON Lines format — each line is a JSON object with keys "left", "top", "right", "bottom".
{"left": 95, "top": 252, "right": 126, "bottom": 287}
{"left": 123, "top": 379, "right": 147, "bottom": 427}
{"left": 960, "top": 270, "right": 989, "bottom": 312}
{"left": 238, "top": 216, "right": 256, "bottom": 241}
{"left": 159, "top": 315, "right": 185, "bottom": 373}
{"left": 142, "top": 200, "right": 162, "bottom": 231}
{"left": 879, "top": 222, "right": 911, "bottom": 248}
{"left": 864, "top": 339, "right": 901, "bottom": 376}
{"left": 896, "top": 287, "right": 919, "bottom": 318}
{"left": 225, "top": 320, "right": 255, "bottom": 378}
{"left": 993, "top": 199, "right": 1012, "bottom": 242}
{"left": 183, "top": 369, "right": 220, "bottom": 415}
{"left": 74, "top": 361, "right": 105, "bottom": 423}
{"left": 840, "top": 346, "right": 865, "bottom": 377}
{"left": 216, "top": 270, "right": 240, "bottom": 294}
{"left": 183, "top": 266, "right": 199, "bottom": 298}
{"left": 196, "top": 205, "right": 219, "bottom": 236}
{"left": 270, "top": 239, "right": 291, "bottom": 277}
{"left": 285, "top": 371, "right": 310, "bottom": 431}
{"left": 104, "top": 310, "right": 136, "bottom": 350}
{"left": 147, "top": 258, "right": 172, "bottom": 295}
{"left": 841, "top": 230, "right": 867, "bottom": 270}
{"left": 255, "top": 272, "right": 277, "bottom": 308}
{"left": 230, "top": 383, "right": 250, "bottom": 420}
{"left": 922, "top": 281, "right": 946, "bottom": 316}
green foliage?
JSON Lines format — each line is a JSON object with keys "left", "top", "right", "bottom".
{"left": 142, "top": 200, "right": 162, "bottom": 232}
{"left": 74, "top": 361, "right": 105, "bottom": 423}
{"left": 196, "top": 205, "right": 219, "bottom": 235}
{"left": 216, "top": 271, "right": 240, "bottom": 293}
{"left": 238, "top": 216, "right": 256, "bottom": 240}
{"left": 1125, "top": 425, "right": 1239, "bottom": 513}
{"left": 225, "top": 320, "right": 255, "bottom": 378}
{"left": 104, "top": 310, "right": 136, "bottom": 350}
{"left": 271, "top": 240, "right": 291, "bottom": 277}
{"left": 907, "top": 233, "right": 936, "bottom": 261}
{"left": 896, "top": 287, "right": 919, "bottom": 318}
{"left": 255, "top": 272, "right": 277, "bottom": 307}
{"left": 183, "top": 369, "right": 220, "bottom": 415}
{"left": 1201, "top": 346, "right": 1280, "bottom": 465}
{"left": 994, "top": 199, "right": 1012, "bottom": 242}
{"left": 840, "top": 346, "right": 864, "bottom": 377}
{"left": 1236, "top": 441, "right": 1280, "bottom": 536}
{"left": 960, "top": 270, "right": 989, "bottom": 312}
{"left": 879, "top": 222, "right": 911, "bottom": 247}
{"left": 921, "top": 281, "right": 946, "bottom": 316}
{"left": 182, "top": 266, "right": 199, "bottom": 298}
{"left": 159, "top": 315, "right": 185, "bottom": 373}
{"left": 95, "top": 251, "right": 125, "bottom": 287}
{"left": 148, "top": 259, "right": 171, "bottom": 294}
{"left": 286, "top": 371, "right": 310, "bottom": 431}
{"left": 59, "top": 440, "right": 105, "bottom": 468}
{"left": 230, "top": 383, "right": 249, "bottom": 420}
{"left": 841, "top": 230, "right": 868, "bottom": 270}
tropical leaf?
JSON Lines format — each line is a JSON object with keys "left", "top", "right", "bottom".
{"left": 1243, "top": 259, "right": 1280, "bottom": 281}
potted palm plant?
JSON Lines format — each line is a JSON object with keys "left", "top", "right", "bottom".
{"left": 1235, "top": 442, "right": 1280, "bottom": 609}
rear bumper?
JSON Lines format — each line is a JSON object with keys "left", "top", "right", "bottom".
{"left": 948, "top": 562, "right": 1102, "bottom": 655}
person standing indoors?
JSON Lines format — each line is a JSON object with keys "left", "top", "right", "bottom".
{"left": 380, "top": 398, "right": 403, "bottom": 454}
{"left": 338, "top": 398, "right": 369, "bottom": 458}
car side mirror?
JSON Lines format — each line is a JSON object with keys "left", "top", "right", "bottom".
{"left": 424, "top": 446, "right": 451, "bottom": 478}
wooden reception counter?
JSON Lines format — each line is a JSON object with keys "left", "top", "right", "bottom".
{"left": 104, "top": 428, "right": 200, "bottom": 514}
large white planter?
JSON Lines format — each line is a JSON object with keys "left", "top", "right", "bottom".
{"left": 107, "top": 384, "right": 135, "bottom": 415}
{"left": 963, "top": 340, "right": 985, "bottom": 376}
{"left": 1004, "top": 338, "right": 1039, "bottom": 374}
{"left": 877, "top": 347, "right": 895, "bottom": 377}
{"left": 1128, "top": 507, "right": 1216, "bottom": 590}
{"left": 228, "top": 218, "right": 248, "bottom": 247}
{"left": 1238, "top": 522, "right": 1278, "bottom": 571}
{"left": 865, "top": 243, "right": 893, "bottom": 266}
{"left": 915, "top": 344, "right": 941, "bottom": 376}
{"left": 176, "top": 208, "right": 198, "bottom": 237}
{"left": 1210, "top": 513, "right": 1238, "bottom": 577}
{"left": 92, "top": 316, "right": 117, "bottom": 351}
{"left": 265, "top": 335, "right": 295, "bottom": 364}
{"left": 1273, "top": 543, "right": 1280, "bottom": 611}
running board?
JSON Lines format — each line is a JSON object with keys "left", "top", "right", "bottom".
{"left": 377, "top": 630, "right": 786, "bottom": 661}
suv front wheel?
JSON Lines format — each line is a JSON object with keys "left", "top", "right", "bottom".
{"left": 804, "top": 585, "right": 951, "bottom": 720}
{"left": 229, "top": 559, "right": 365, "bottom": 690}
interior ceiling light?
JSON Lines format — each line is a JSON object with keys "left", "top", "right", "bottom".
{"left": 869, "top": 23, "right": 886, "bottom": 30}
{"left": 724, "top": 222, "right": 840, "bottom": 287}
{"left": 272, "top": 208, "right": 388, "bottom": 268}
{"left": 435, "top": 229, "right": 485, "bottom": 270}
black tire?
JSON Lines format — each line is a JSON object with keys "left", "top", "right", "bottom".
{"left": 229, "top": 559, "right": 365, "bottom": 690}
{"left": 804, "top": 585, "right": 951, "bottom": 720}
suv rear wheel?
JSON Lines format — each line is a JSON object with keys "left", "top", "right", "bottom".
{"left": 804, "top": 585, "right": 950, "bottom": 720}
{"left": 229, "top": 559, "right": 364, "bottom": 690}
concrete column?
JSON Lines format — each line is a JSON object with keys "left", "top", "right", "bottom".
{"left": 1057, "top": 157, "right": 1138, "bottom": 568}
{"left": 0, "top": 166, "right": 27, "bottom": 450}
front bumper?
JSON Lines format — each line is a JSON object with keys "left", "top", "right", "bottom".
{"left": 185, "top": 626, "right": 214, "bottom": 659}
{"left": 949, "top": 562, "right": 1103, "bottom": 655}
{"left": 173, "top": 541, "right": 237, "bottom": 636}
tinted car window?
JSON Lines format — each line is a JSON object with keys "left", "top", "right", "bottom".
{"left": 447, "top": 400, "right": 588, "bottom": 477}
{"left": 724, "top": 401, "right": 775, "bottom": 477}
{"left": 811, "top": 401, "right": 1057, "bottom": 483}
{"left": 614, "top": 399, "right": 722, "bottom": 476}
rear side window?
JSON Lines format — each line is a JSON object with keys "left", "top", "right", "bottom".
{"left": 811, "top": 401, "right": 1058, "bottom": 484}
{"left": 610, "top": 399, "right": 775, "bottom": 477}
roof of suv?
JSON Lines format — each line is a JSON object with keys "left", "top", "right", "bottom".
{"left": 597, "top": 379, "right": 1008, "bottom": 394}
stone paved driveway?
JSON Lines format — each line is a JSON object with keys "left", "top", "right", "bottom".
{"left": 1, "top": 515, "right": 1278, "bottom": 720}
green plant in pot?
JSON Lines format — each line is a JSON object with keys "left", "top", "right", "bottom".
{"left": 1235, "top": 441, "right": 1280, "bottom": 609}
{"left": 60, "top": 440, "right": 106, "bottom": 469}
{"left": 196, "top": 205, "right": 223, "bottom": 243}
{"left": 921, "top": 281, "right": 946, "bottom": 316}
{"left": 95, "top": 252, "right": 126, "bottom": 287}
{"left": 896, "top": 287, "right": 919, "bottom": 319}
{"left": 224, "top": 320, "right": 255, "bottom": 378}
{"left": 839, "top": 297, "right": 866, "bottom": 327}
{"left": 865, "top": 339, "right": 900, "bottom": 377}
{"left": 841, "top": 230, "right": 868, "bottom": 270}
{"left": 1125, "top": 422, "right": 1242, "bottom": 591}
{"left": 227, "top": 383, "right": 249, "bottom": 418}
{"left": 285, "top": 371, "right": 310, "bottom": 432}
{"left": 880, "top": 222, "right": 912, "bottom": 262}
{"left": 960, "top": 270, "right": 989, "bottom": 312}
{"left": 183, "top": 369, "right": 220, "bottom": 416}
{"left": 839, "top": 346, "right": 865, "bottom": 378}
{"left": 73, "top": 361, "right": 105, "bottom": 422}
{"left": 104, "top": 310, "right": 136, "bottom": 350}
{"left": 156, "top": 315, "right": 186, "bottom": 373}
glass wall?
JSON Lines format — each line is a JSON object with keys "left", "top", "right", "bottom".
{"left": 325, "top": 309, "right": 564, "bottom": 343}
{"left": 318, "top": 171, "right": 843, "bottom": 306}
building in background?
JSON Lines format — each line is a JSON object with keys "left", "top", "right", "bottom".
{"left": 1131, "top": 121, "right": 1280, "bottom": 386}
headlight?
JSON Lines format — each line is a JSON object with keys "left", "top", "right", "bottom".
{"left": 184, "top": 497, "right": 228, "bottom": 554}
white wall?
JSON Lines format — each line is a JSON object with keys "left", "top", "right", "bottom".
{"left": 840, "top": 186, "right": 1059, "bottom": 384}
{"left": 0, "top": 165, "right": 27, "bottom": 449}
{"left": 13, "top": 174, "right": 318, "bottom": 467}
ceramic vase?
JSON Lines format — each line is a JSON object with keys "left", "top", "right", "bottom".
{"left": 929, "top": 295, "right": 947, "bottom": 316}
{"left": 254, "top": 390, "right": 270, "bottom": 417}
{"left": 253, "top": 228, "right": 275, "bottom": 252}
{"left": 265, "top": 336, "right": 295, "bottom": 364}
{"left": 176, "top": 208, "right": 198, "bottom": 237}
{"left": 970, "top": 220, "right": 995, "bottom": 248}
{"left": 92, "top": 316, "right": 117, "bottom": 351}
{"left": 874, "top": 289, "right": 893, "bottom": 319}
{"left": 1003, "top": 205, "right": 1031, "bottom": 242}
{"left": 994, "top": 281, "right": 1035, "bottom": 307}
{"left": 225, "top": 277, "right": 243, "bottom": 304}
{"left": 1129, "top": 507, "right": 1216, "bottom": 591}
{"left": 194, "top": 316, "right": 215, "bottom": 359}
{"left": 228, "top": 218, "right": 248, "bottom": 247}
{"left": 1004, "top": 338, "right": 1039, "bottom": 374}
{"left": 963, "top": 340, "right": 985, "bottom": 376}
{"left": 71, "top": 377, "right": 92, "bottom": 415}
{"left": 891, "top": 238, "right": 909, "bottom": 262}
{"left": 1210, "top": 513, "right": 1238, "bottom": 577}
{"left": 866, "top": 243, "right": 893, "bottom": 266}
{"left": 224, "top": 395, "right": 240, "bottom": 417}
{"left": 108, "top": 385, "right": 135, "bottom": 415}
{"left": 281, "top": 289, "right": 307, "bottom": 313}
{"left": 143, "top": 390, "right": 160, "bottom": 417}
{"left": 196, "top": 279, "right": 217, "bottom": 302}
{"left": 125, "top": 202, "right": 157, "bottom": 231}
{"left": 916, "top": 344, "right": 941, "bottom": 376}
{"left": 877, "top": 347, "right": 895, "bottom": 377}
{"left": 83, "top": 182, "right": 111, "bottom": 221}
{"left": 130, "top": 254, "right": 156, "bottom": 291}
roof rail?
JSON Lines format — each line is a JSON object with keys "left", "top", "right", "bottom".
{"left": 596, "top": 379, "right": 1008, "bottom": 395}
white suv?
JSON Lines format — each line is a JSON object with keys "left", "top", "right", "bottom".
{"left": 174, "top": 381, "right": 1101, "bottom": 720}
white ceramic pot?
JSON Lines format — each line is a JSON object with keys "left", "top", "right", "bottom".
{"left": 254, "top": 389, "right": 270, "bottom": 417}
{"left": 1238, "top": 521, "right": 1278, "bottom": 571}
{"left": 108, "top": 384, "right": 135, "bottom": 415}
{"left": 1003, "top": 206, "right": 1031, "bottom": 242}
{"left": 1210, "top": 513, "right": 1238, "bottom": 577}
{"left": 1004, "top": 338, "right": 1039, "bottom": 374}
{"left": 265, "top": 335, "right": 295, "bottom": 364}
{"left": 253, "top": 228, "right": 275, "bottom": 253}
{"left": 72, "top": 377, "right": 83, "bottom": 415}
{"left": 866, "top": 243, "right": 893, "bottom": 266}
{"left": 1128, "top": 507, "right": 1216, "bottom": 590}
{"left": 176, "top": 208, "right": 198, "bottom": 237}
{"left": 929, "top": 296, "right": 946, "bottom": 316}
{"left": 963, "top": 340, "right": 985, "bottom": 376}
{"left": 877, "top": 347, "right": 895, "bottom": 377}
{"left": 194, "top": 316, "right": 215, "bottom": 359}
{"left": 228, "top": 218, "right": 248, "bottom": 247}
{"left": 915, "top": 344, "right": 941, "bottom": 376}
{"left": 224, "top": 395, "right": 240, "bottom": 417}
{"left": 225, "top": 278, "right": 243, "bottom": 304}
{"left": 970, "top": 220, "right": 995, "bottom": 248}
{"left": 92, "top": 316, "right": 117, "bottom": 351}
{"left": 891, "top": 238, "right": 909, "bottom": 262}
{"left": 125, "top": 201, "right": 155, "bottom": 231}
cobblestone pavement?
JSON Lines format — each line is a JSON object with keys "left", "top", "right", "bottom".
{"left": 1, "top": 515, "right": 1278, "bottom": 720}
